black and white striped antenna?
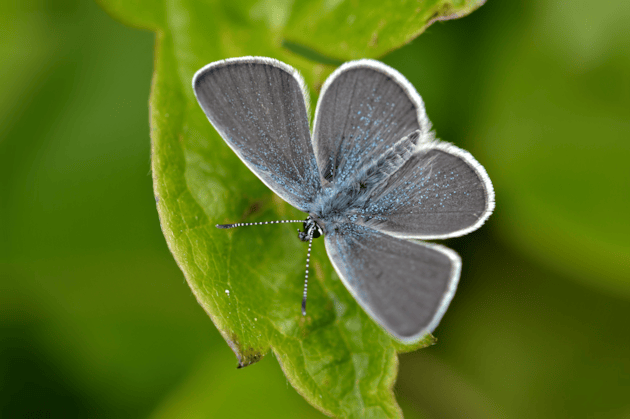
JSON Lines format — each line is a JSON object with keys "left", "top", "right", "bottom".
{"left": 302, "top": 236, "right": 313, "bottom": 316}
{"left": 215, "top": 219, "right": 315, "bottom": 316}
{"left": 216, "top": 219, "right": 303, "bottom": 229}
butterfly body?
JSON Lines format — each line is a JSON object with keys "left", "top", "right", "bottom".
{"left": 193, "top": 56, "right": 494, "bottom": 342}
{"left": 309, "top": 130, "right": 422, "bottom": 232}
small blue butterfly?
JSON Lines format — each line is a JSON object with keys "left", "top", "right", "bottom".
{"left": 193, "top": 57, "right": 494, "bottom": 342}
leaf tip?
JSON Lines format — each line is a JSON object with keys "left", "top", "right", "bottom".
{"left": 226, "top": 333, "right": 265, "bottom": 368}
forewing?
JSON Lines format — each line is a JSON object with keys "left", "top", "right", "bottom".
{"left": 193, "top": 57, "right": 320, "bottom": 211}
{"left": 324, "top": 224, "right": 461, "bottom": 342}
{"left": 357, "top": 141, "right": 495, "bottom": 239}
{"left": 312, "top": 60, "right": 430, "bottom": 185}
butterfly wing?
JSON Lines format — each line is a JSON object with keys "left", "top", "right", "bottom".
{"left": 356, "top": 141, "right": 495, "bottom": 239}
{"left": 193, "top": 57, "right": 320, "bottom": 211}
{"left": 324, "top": 223, "right": 461, "bottom": 342}
{"left": 312, "top": 60, "right": 431, "bottom": 185}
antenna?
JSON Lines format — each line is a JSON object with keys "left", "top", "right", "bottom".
{"left": 302, "top": 236, "right": 313, "bottom": 316}
{"left": 216, "top": 218, "right": 317, "bottom": 317}
{"left": 216, "top": 220, "right": 303, "bottom": 229}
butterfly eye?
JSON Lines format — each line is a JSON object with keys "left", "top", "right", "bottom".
{"left": 311, "top": 227, "right": 321, "bottom": 239}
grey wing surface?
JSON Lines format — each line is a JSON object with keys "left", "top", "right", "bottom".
{"left": 312, "top": 60, "right": 431, "bottom": 186}
{"left": 325, "top": 224, "right": 461, "bottom": 342}
{"left": 356, "top": 141, "right": 495, "bottom": 240}
{"left": 193, "top": 57, "right": 320, "bottom": 211}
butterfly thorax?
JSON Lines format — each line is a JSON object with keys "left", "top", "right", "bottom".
{"left": 308, "top": 131, "right": 421, "bottom": 234}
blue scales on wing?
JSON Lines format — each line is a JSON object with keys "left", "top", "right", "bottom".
{"left": 310, "top": 60, "right": 494, "bottom": 240}
{"left": 324, "top": 223, "right": 461, "bottom": 341}
{"left": 312, "top": 60, "right": 431, "bottom": 186}
{"left": 354, "top": 141, "right": 495, "bottom": 239}
{"left": 193, "top": 57, "right": 321, "bottom": 212}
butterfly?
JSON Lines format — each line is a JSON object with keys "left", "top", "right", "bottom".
{"left": 192, "top": 57, "right": 494, "bottom": 343}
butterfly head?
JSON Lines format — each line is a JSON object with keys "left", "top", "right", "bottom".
{"left": 298, "top": 215, "right": 323, "bottom": 242}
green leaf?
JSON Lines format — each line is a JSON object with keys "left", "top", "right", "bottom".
{"left": 97, "top": 0, "right": 482, "bottom": 416}
{"left": 284, "top": 0, "right": 487, "bottom": 60}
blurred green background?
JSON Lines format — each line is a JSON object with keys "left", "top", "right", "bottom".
{"left": 1, "top": 0, "right": 629, "bottom": 418}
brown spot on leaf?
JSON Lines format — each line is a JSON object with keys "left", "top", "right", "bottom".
{"left": 368, "top": 31, "right": 378, "bottom": 48}
{"left": 427, "top": 1, "right": 479, "bottom": 26}
{"left": 243, "top": 200, "right": 264, "bottom": 218}
{"left": 368, "top": 19, "right": 387, "bottom": 48}
{"left": 226, "top": 333, "right": 265, "bottom": 368}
